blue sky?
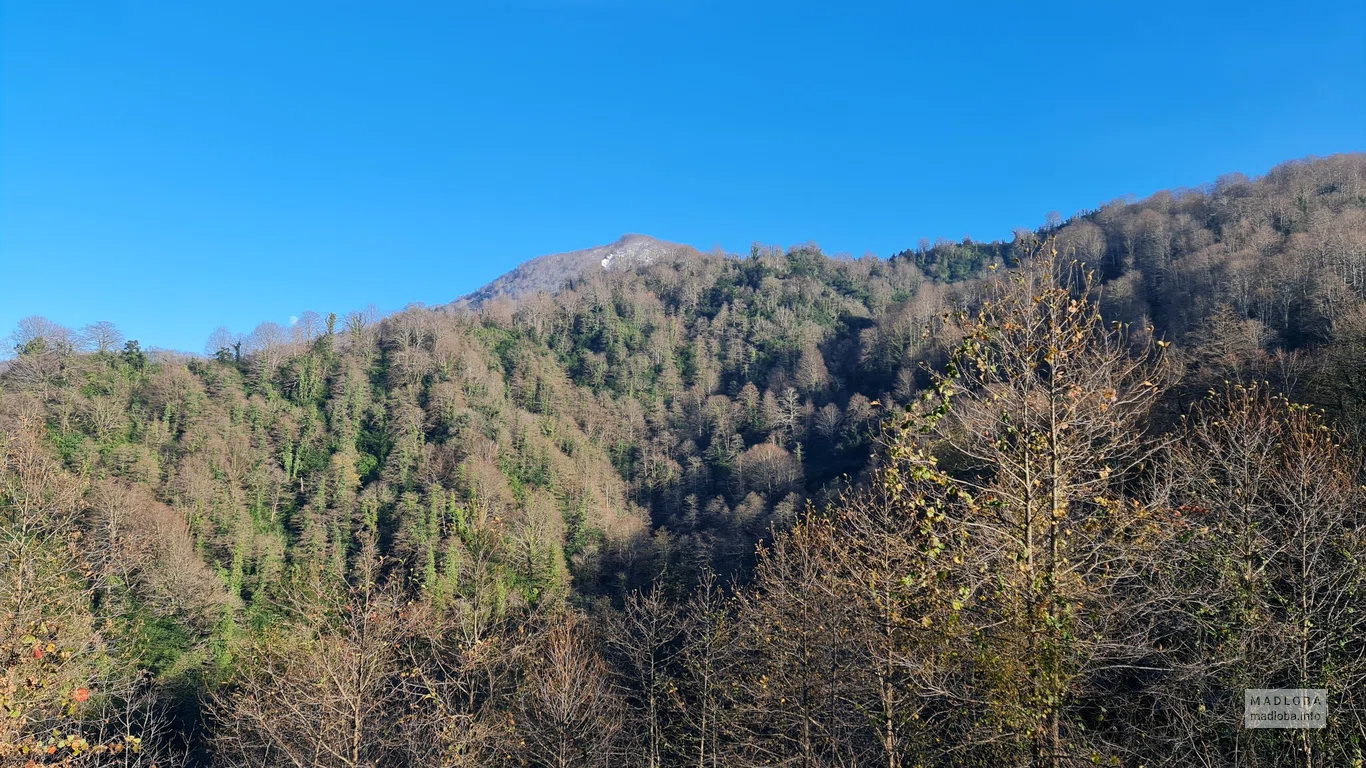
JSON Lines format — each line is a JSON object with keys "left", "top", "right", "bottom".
{"left": 2, "top": 1, "right": 1363, "bottom": 354}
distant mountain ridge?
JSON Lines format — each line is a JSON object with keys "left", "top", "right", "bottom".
{"left": 451, "top": 234, "right": 698, "bottom": 308}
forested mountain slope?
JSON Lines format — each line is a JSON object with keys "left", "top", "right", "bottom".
{"left": 2, "top": 153, "right": 1364, "bottom": 766}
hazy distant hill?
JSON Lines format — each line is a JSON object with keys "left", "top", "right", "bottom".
{"left": 451, "top": 233, "right": 699, "bottom": 309}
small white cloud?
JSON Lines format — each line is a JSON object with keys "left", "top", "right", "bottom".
{"left": 288, "top": 316, "right": 299, "bottom": 326}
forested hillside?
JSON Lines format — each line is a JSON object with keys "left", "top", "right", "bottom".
{"left": 3, "top": 153, "right": 1365, "bottom": 766}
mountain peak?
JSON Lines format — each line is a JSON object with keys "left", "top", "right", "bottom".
{"left": 453, "top": 234, "right": 697, "bottom": 308}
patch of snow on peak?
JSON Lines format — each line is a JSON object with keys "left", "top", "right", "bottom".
{"left": 599, "top": 234, "right": 669, "bottom": 272}
{"left": 450, "top": 233, "right": 699, "bottom": 309}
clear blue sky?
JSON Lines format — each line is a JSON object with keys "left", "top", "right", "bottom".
{"left": 2, "top": 0, "right": 1363, "bottom": 353}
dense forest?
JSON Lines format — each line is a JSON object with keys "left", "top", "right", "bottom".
{"left": 3, "top": 153, "right": 1365, "bottom": 767}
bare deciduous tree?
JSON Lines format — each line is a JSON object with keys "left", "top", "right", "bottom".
{"left": 9, "top": 315, "right": 72, "bottom": 354}
{"left": 1153, "top": 386, "right": 1366, "bottom": 767}
{"left": 914, "top": 245, "right": 1178, "bottom": 766}
{"left": 607, "top": 587, "right": 681, "bottom": 768}
{"left": 80, "top": 320, "right": 125, "bottom": 353}
{"left": 211, "top": 556, "right": 406, "bottom": 768}
{"left": 516, "top": 612, "right": 624, "bottom": 768}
